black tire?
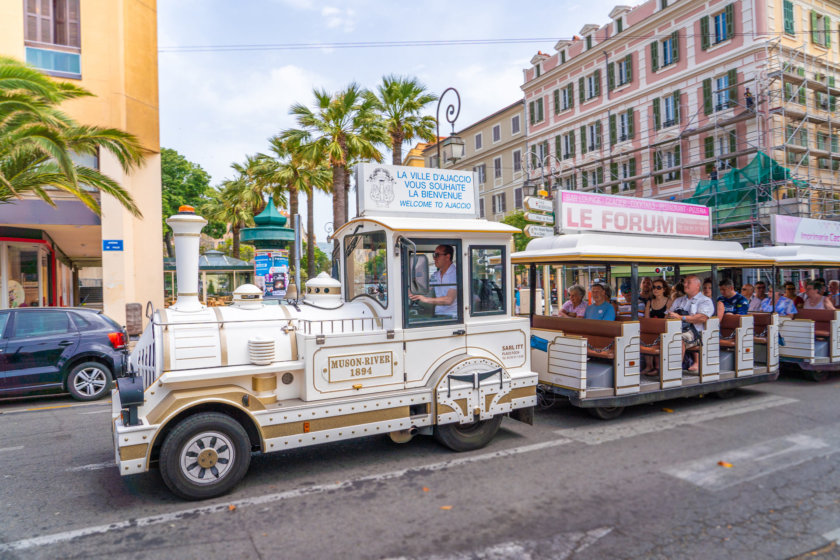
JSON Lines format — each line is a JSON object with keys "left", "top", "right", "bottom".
{"left": 807, "top": 370, "right": 829, "bottom": 382}
{"left": 434, "top": 415, "right": 503, "bottom": 452}
{"left": 587, "top": 406, "right": 625, "bottom": 420}
{"left": 66, "top": 361, "right": 112, "bottom": 401}
{"left": 714, "top": 388, "right": 739, "bottom": 399}
{"left": 159, "top": 412, "right": 251, "bottom": 500}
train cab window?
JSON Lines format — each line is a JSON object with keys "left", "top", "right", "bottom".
{"left": 344, "top": 230, "right": 388, "bottom": 308}
{"left": 403, "top": 240, "right": 462, "bottom": 327}
{"left": 470, "top": 246, "right": 506, "bottom": 315}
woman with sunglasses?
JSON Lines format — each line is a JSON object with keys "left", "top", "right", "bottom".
{"left": 642, "top": 280, "right": 670, "bottom": 375}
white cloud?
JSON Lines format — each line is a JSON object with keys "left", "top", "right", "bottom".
{"left": 320, "top": 6, "right": 356, "bottom": 32}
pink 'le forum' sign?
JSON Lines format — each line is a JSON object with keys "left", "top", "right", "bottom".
{"left": 557, "top": 191, "right": 712, "bottom": 239}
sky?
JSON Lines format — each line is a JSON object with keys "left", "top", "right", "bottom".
{"left": 157, "top": 0, "right": 622, "bottom": 242}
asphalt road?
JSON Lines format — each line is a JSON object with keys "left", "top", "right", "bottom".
{"left": 1, "top": 373, "right": 840, "bottom": 560}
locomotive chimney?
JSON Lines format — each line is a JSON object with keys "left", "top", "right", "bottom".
{"left": 166, "top": 205, "right": 207, "bottom": 312}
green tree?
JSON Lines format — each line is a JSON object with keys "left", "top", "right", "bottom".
{"left": 288, "top": 83, "right": 386, "bottom": 249}
{"left": 300, "top": 240, "right": 330, "bottom": 282}
{"left": 371, "top": 75, "right": 438, "bottom": 165}
{"left": 160, "top": 147, "right": 220, "bottom": 257}
{"left": 0, "top": 56, "right": 144, "bottom": 215}
{"left": 501, "top": 211, "right": 529, "bottom": 252}
{"left": 200, "top": 178, "right": 254, "bottom": 259}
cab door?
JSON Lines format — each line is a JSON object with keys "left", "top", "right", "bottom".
{"left": 402, "top": 239, "right": 467, "bottom": 386}
{"left": 2, "top": 310, "right": 79, "bottom": 395}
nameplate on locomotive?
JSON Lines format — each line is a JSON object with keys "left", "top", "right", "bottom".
{"left": 328, "top": 351, "right": 394, "bottom": 383}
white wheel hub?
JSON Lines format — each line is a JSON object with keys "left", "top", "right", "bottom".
{"left": 180, "top": 431, "right": 235, "bottom": 485}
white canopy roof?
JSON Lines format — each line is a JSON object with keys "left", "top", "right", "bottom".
{"left": 334, "top": 216, "right": 519, "bottom": 237}
{"left": 747, "top": 245, "right": 840, "bottom": 267}
{"left": 512, "top": 233, "right": 775, "bottom": 266}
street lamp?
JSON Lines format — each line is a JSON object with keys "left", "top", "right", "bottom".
{"left": 523, "top": 150, "right": 565, "bottom": 198}
{"left": 436, "top": 87, "right": 464, "bottom": 168}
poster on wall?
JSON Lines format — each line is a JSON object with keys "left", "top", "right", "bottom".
{"left": 254, "top": 249, "right": 289, "bottom": 297}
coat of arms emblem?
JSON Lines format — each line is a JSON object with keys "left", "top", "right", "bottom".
{"left": 367, "top": 168, "right": 396, "bottom": 207}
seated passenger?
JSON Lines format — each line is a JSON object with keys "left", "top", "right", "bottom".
{"left": 802, "top": 280, "right": 836, "bottom": 311}
{"left": 702, "top": 278, "right": 713, "bottom": 298}
{"left": 668, "top": 275, "right": 714, "bottom": 373}
{"left": 760, "top": 282, "right": 797, "bottom": 317}
{"left": 716, "top": 278, "right": 749, "bottom": 319}
{"left": 558, "top": 285, "right": 587, "bottom": 318}
{"left": 748, "top": 281, "right": 768, "bottom": 312}
{"left": 642, "top": 280, "right": 671, "bottom": 376}
{"left": 584, "top": 282, "right": 616, "bottom": 321}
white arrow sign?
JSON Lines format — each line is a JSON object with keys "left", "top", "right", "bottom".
{"left": 524, "top": 224, "right": 554, "bottom": 238}
{"left": 525, "top": 212, "right": 555, "bottom": 225}
{"left": 524, "top": 196, "right": 553, "bottom": 212}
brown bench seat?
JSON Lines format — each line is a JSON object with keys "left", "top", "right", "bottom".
{"left": 751, "top": 312, "right": 772, "bottom": 344}
{"left": 794, "top": 309, "right": 835, "bottom": 340}
{"left": 639, "top": 318, "right": 668, "bottom": 356}
{"left": 719, "top": 314, "right": 743, "bottom": 349}
{"left": 532, "top": 315, "right": 624, "bottom": 360}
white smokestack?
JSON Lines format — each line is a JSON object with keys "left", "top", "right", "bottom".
{"left": 166, "top": 206, "right": 208, "bottom": 312}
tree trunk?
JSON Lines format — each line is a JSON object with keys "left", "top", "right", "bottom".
{"left": 344, "top": 169, "right": 351, "bottom": 224}
{"left": 164, "top": 231, "right": 174, "bottom": 258}
{"left": 332, "top": 164, "right": 345, "bottom": 254}
{"left": 307, "top": 189, "right": 315, "bottom": 280}
{"left": 391, "top": 131, "right": 404, "bottom": 165}
{"left": 232, "top": 224, "right": 241, "bottom": 259}
{"left": 288, "top": 183, "right": 298, "bottom": 274}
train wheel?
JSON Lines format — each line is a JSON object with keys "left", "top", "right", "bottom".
{"left": 807, "top": 370, "right": 829, "bottom": 382}
{"left": 434, "top": 415, "right": 503, "bottom": 452}
{"left": 160, "top": 412, "right": 251, "bottom": 500}
{"left": 587, "top": 406, "right": 625, "bottom": 420}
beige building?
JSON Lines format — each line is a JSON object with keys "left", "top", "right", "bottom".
{"left": 0, "top": 0, "right": 163, "bottom": 324}
{"left": 424, "top": 101, "right": 527, "bottom": 221}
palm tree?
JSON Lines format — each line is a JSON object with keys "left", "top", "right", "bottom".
{"left": 0, "top": 56, "right": 144, "bottom": 216}
{"left": 288, "top": 83, "right": 386, "bottom": 247}
{"left": 372, "top": 75, "right": 438, "bottom": 165}
{"left": 200, "top": 178, "right": 254, "bottom": 260}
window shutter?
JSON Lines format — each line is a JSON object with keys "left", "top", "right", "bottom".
{"left": 607, "top": 62, "right": 615, "bottom": 91}
{"left": 609, "top": 114, "right": 617, "bottom": 145}
{"left": 727, "top": 69, "right": 738, "bottom": 107}
{"left": 654, "top": 151, "right": 662, "bottom": 171}
{"left": 700, "top": 16, "right": 710, "bottom": 50}
{"left": 492, "top": 195, "right": 497, "bottom": 214}
{"left": 629, "top": 158, "right": 637, "bottom": 188}
{"left": 830, "top": 76, "right": 836, "bottom": 88}
{"left": 580, "top": 126, "right": 587, "bottom": 154}
{"left": 671, "top": 31, "right": 679, "bottom": 62}
{"left": 594, "top": 70, "right": 601, "bottom": 97}
{"left": 555, "top": 135, "right": 562, "bottom": 159}
{"left": 812, "top": 10, "right": 819, "bottom": 44}
{"left": 571, "top": 175, "right": 577, "bottom": 190}
{"left": 783, "top": 0, "right": 794, "bottom": 34}
{"left": 582, "top": 171, "right": 588, "bottom": 189}
{"left": 825, "top": 16, "right": 831, "bottom": 48}
{"left": 650, "top": 41, "right": 659, "bottom": 71}
{"left": 674, "top": 90, "right": 681, "bottom": 122}
{"left": 531, "top": 149, "right": 537, "bottom": 168}
{"left": 725, "top": 3, "right": 734, "bottom": 40}
{"left": 610, "top": 162, "right": 619, "bottom": 180}
{"left": 597, "top": 167, "right": 604, "bottom": 184}
{"left": 568, "top": 84, "right": 575, "bottom": 108}
{"left": 595, "top": 121, "right": 602, "bottom": 148}
{"left": 501, "top": 193, "right": 507, "bottom": 212}
{"left": 579, "top": 77, "right": 585, "bottom": 103}
{"left": 799, "top": 87, "right": 806, "bottom": 105}
{"left": 626, "top": 54, "right": 633, "bottom": 82}
{"left": 538, "top": 98, "right": 544, "bottom": 121}
{"left": 653, "top": 98, "right": 661, "bottom": 130}
{"left": 554, "top": 89, "right": 560, "bottom": 114}
{"left": 570, "top": 131, "right": 575, "bottom": 157}
{"left": 529, "top": 101, "right": 535, "bottom": 125}
{"left": 703, "top": 78, "right": 713, "bottom": 114}
{"left": 705, "top": 136, "right": 715, "bottom": 158}
{"left": 729, "top": 131, "right": 737, "bottom": 154}
{"left": 674, "top": 144, "right": 681, "bottom": 165}
{"left": 627, "top": 108, "right": 635, "bottom": 138}
{"left": 830, "top": 95, "right": 837, "bottom": 112}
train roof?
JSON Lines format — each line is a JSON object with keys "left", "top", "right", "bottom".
{"left": 746, "top": 245, "right": 840, "bottom": 267}
{"left": 512, "top": 232, "right": 776, "bottom": 266}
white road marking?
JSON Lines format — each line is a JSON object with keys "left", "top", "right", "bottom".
{"left": 0, "top": 445, "right": 24, "bottom": 453}
{"left": 663, "top": 424, "right": 840, "bottom": 490}
{"left": 0, "top": 436, "right": 573, "bottom": 552}
{"left": 389, "top": 526, "right": 613, "bottom": 560}
{"left": 79, "top": 409, "right": 110, "bottom": 415}
{"left": 555, "top": 394, "right": 797, "bottom": 445}
{"left": 66, "top": 461, "right": 115, "bottom": 472}
{"left": 823, "top": 527, "right": 840, "bottom": 543}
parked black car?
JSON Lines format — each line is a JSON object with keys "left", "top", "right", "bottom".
{"left": 0, "top": 308, "right": 126, "bottom": 401}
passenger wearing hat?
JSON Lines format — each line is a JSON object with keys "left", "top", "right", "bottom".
{"left": 584, "top": 281, "right": 616, "bottom": 321}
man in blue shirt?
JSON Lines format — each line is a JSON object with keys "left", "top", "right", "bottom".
{"left": 584, "top": 282, "right": 616, "bottom": 321}
{"left": 716, "top": 278, "right": 749, "bottom": 319}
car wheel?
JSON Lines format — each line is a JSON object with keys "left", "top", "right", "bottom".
{"left": 67, "top": 361, "right": 113, "bottom": 401}
{"left": 160, "top": 412, "right": 251, "bottom": 500}
{"left": 433, "top": 415, "right": 503, "bottom": 452}
{"left": 587, "top": 406, "right": 625, "bottom": 420}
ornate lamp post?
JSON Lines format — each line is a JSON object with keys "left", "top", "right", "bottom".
{"left": 435, "top": 87, "right": 465, "bottom": 168}
{"left": 523, "top": 150, "right": 567, "bottom": 198}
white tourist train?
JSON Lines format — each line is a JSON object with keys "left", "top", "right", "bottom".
{"left": 111, "top": 164, "right": 537, "bottom": 500}
{"left": 513, "top": 191, "right": 781, "bottom": 419}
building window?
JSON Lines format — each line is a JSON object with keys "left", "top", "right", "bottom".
{"left": 811, "top": 11, "right": 831, "bottom": 47}
{"left": 586, "top": 35, "right": 593, "bottom": 50}
{"left": 586, "top": 72, "right": 600, "bottom": 99}
{"left": 615, "top": 18, "right": 624, "bottom": 33}
{"left": 581, "top": 167, "right": 603, "bottom": 190}
{"left": 557, "top": 131, "right": 575, "bottom": 160}
{"left": 587, "top": 122, "right": 601, "bottom": 150}
{"left": 511, "top": 115, "right": 521, "bottom": 135}
{"left": 700, "top": 5, "right": 734, "bottom": 50}
{"left": 514, "top": 187, "right": 523, "bottom": 209}
{"left": 529, "top": 98, "right": 545, "bottom": 125}
{"left": 618, "top": 56, "right": 630, "bottom": 85}
{"left": 492, "top": 124, "right": 501, "bottom": 143}
{"left": 474, "top": 164, "right": 487, "bottom": 184}
{"left": 609, "top": 109, "right": 634, "bottom": 144}
{"left": 619, "top": 113, "right": 629, "bottom": 140}
{"left": 561, "top": 85, "right": 573, "bottom": 110}
{"left": 713, "top": 11, "right": 728, "bottom": 44}
{"left": 24, "top": 0, "right": 82, "bottom": 78}
{"left": 620, "top": 160, "right": 635, "bottom": 191}
{"left": 513, "top": 149, "right": 522, "bottom": 172}
{"left": 479, "top": 198, "right": 485, "bottom": 218}
{"left": 651, "top": 31, "right": 679, "bottom": 71}
{"left": 429, "top": 155, "right": 439, "bottom": 168}
{"left": 560, "top": 50, "right": 567, "bottom": 63}
{"left": 475, "top": 133, "right": 483, "bottom": 150}
{"left": 531, "top": 141, "right": 549, "bottom": 168}
{"left": 492, "top": 193, "right": 507, "bottom": 214}
{"left": 783, "top": 0, "right": 795, "bottom": 35}
{"left": 494, "top": 157, "right": 502, "bottom": 179}
{"left": 535, "top": 64, "right": 541, "bottom": 78}
{"left": 654, "top": 147, "right": 681, "bottom": 184}
{"left": 715, "top": 75, "right": 730, "bottom": 110}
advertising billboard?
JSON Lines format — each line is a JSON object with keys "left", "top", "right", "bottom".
{"left": 254, "top": 249, "right": 289, "bottom": 298}
{"left": 772, "top": 215, "right": 840, "bottom": 247}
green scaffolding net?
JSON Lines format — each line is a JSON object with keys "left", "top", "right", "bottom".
{"left": 685, "top": 151, "right": 809, "bottom": 227}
